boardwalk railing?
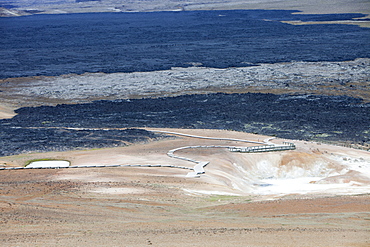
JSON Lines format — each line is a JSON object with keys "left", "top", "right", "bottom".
{"left": 229, "top": 142, "right": 295, "bottom": 153}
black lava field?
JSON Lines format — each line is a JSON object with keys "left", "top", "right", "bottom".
{"left": 1, "top": 10, "right": 369, "bottom": 156}
{"left": 1, "top": 93, "right": 369, "bottom": 156}
{"left": 1, "top": 10, "right": 369, "bottom": 78}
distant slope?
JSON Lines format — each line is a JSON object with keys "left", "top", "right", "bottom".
{"left": 0, "top": 7, "right": 25, "bottom": 16}
{"left": 2, "top": 0, "right": 370, "bottom": 17}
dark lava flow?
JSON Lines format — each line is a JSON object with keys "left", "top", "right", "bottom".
{"left": 1, "top": 93, "right": 369, "bottom": 156}
{"left": 0, "top": 127, "right": 169, "bottom": 157}
{"left": 1, "top": 10, "right": 369, "bottom": 78}
{"left": 1, "top": 10, "right": 369, "bottom": 156}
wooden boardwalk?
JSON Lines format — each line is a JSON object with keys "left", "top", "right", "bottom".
{"left": 229, "top": 142, "right": 296, "bottom": 153}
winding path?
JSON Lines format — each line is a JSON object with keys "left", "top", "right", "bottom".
{"left": 1, "top": 129, "right": 295, "bottom": 177}
{"left": 147, "top": 130, "right": 295, "bottom": 177}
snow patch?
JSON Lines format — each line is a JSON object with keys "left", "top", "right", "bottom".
{"left": 27, "top": 160, "right": 70, "bottom": 168}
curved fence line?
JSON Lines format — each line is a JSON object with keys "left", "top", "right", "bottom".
{"left": 167, "top": 144, "right": 295, "bottom": 178}
{"left": 156, "top": 130, "right": 295, "bottom": 177}
{"left": 1, "top": 129, "right": 295, "bottom": 178}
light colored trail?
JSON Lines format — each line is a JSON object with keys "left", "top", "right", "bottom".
{"left": 148, "top": 129, "right": 295, "bottom": 177}
{"left": 1, "top": 129, "right": 295, "bottom": 178}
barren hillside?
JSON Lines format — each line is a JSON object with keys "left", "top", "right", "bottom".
{"left": 1, "top": 128, "right": 369, "bottom": 246}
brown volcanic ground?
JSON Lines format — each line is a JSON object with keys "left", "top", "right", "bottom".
{"left": 1, "top": 1, "right": 370, "bottom": 246}
{"left": 1, "top": 128, "right": 370, "bottom": 246}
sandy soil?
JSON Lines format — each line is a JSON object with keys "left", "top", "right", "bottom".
{"left": 1, "top": 128, "right": 369, "bottom": 246}
{"left": 0, "top": 104, "right": 16, "bottom": 119}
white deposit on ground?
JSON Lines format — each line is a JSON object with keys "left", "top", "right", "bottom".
{"left": 237, "top": 154, "right": 370, "bottom": 196}
{"left": 27, "top": 160, "right": 70, "bottom": 168}
{"left": 185, "top": 141, "right": 370, "bottom": 197}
